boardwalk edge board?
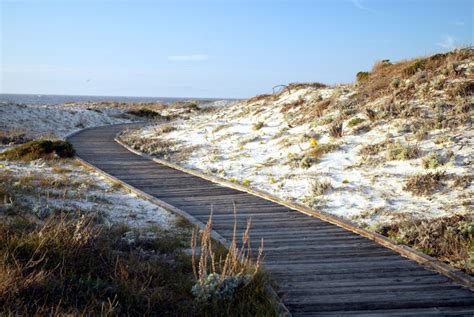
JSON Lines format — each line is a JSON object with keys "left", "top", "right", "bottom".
{"left": 113, "top": 126, "right": 474, "bottom": 291}
{"left": 66, "top": 125, "right": 292, "bottom": 317}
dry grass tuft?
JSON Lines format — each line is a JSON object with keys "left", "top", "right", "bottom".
{"left": 403, "top": 171, "right": 445, "bottom": 196}
{"left": 364, "top": 108, "right": 378, "bottom": 122}
{"left": 190, "top": 208, "right": 275, "bottom": 315}
{"left": 246, "top": 94, "right": 274, "bottom": 105}
{"left": 358, "top": 141, "right": 391, "bottom": 157}
{"left": 280, "top": 97, "right": 306, "bottom": 113}
{"left": 157, "top": 124, "right": 177, "bottom": 134}
{"left": 452, "top": 175, "right": 473, "bottom": 189}
{"left": 386, "top": 142, "right": 420, "bottom": 160}
{"left": 191, "top": 208, "right": 263, "bottom": 284}
{"left": 307, "top": 142, "right": 340, "bottom": 161}
{"left": 328, "top": 122, "right": 343, "bottom": 138}
{"left": 356, "top": 71, "right": 369, "bottom": 82}
{"left": 120, "top": 134, "right": 176, "bottom": 158}
{"left": 309, "top": 178, "right": 333, "bottom": 196}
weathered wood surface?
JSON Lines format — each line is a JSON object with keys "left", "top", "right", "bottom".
{"left": 69, "top": 124, "right": 474, "bottom": 316}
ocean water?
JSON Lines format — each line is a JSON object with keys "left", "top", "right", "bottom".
{"left": 0, "top": 93, "right": 224, "bottom": 106}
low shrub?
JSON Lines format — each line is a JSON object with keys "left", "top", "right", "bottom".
{"left": 128, "top": 108, "right": 171, "bottom": 120}
{"left": 0, "top": 140, "right": 75, "bottom": 161}
{"left": 128, "top": 108, "right": 160, "bottom": 117}
{"left": 347, "top": 117, "right": 365, "bottom": 128}
{"left": 422, "top": 153, "right": 445, "bottom": 169}
{"left": 242, "top": 179, "right": 251, "bottom": 187}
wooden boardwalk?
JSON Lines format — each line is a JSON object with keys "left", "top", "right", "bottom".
{"left": 68, "top": 124, "right": 474, "bottom": 316}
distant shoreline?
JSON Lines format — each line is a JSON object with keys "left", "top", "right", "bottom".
{"left": 0, "top": 93, "right": 239, "bottom": 106}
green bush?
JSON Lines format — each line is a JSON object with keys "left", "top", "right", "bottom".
{"left": 128, "top": 108, "right": 171, "bottom": 120}
{"left": 0, "top": 140, "right": 75, "bottom": 161}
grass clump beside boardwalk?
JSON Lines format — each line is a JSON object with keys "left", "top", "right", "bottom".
{"left": 376, "top": 214, "right": 474, "bottom": 274}
{"left": 0, "top": 140, "right": 75, "bottom": 161}
{"left": 0, "top": 215, "right": 197, "bottom": 316}
{"left": 191, "top": 211, "right": 277, "bottom": 316}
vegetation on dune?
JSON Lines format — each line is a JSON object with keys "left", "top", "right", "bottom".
{"left": 328, "top": 121, "right": 343, "bottom": 138}
{"left": 127, "top": 107, "right": 170, "bottom": 120}
{"left": 347, "top": 117, "right": 365, "bottom": 128}
{"left": 0, "top": 140, "right": 75, "bottom": 161}
{"left": 356, "top": 71, "right": 369, "bottom": 82}
{"left": 252, "top": 121, "right": 265, "bottom": 131}
{"left": 386, "top": 142, "right": 420, "bottom": 161}
{"left": 118, "top": 48, "right": 474, "bottom": 278}
{"left": 376, "top": 214, "right": 474, "bottom": 274}
{"left": 403, "top": 171, "right": 445, "bottom": 196}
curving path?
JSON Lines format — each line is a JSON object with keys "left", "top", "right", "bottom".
{"left": 68, "top": 124, "right": 474, "bottom": 316}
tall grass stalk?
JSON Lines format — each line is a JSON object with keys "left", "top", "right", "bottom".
{"left": 191, "top": 204, "right": 263, "bottom": 287}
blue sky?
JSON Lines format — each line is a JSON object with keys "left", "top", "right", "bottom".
{"left": 1, "top": 0, "right": 472, "bottom": 98}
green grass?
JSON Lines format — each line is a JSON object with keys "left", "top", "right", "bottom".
{"left": 0, "top": 140, "right": 75, "bottom": 161}
{"left": 347, "top": 117, "right": 366, "bottom": 128}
